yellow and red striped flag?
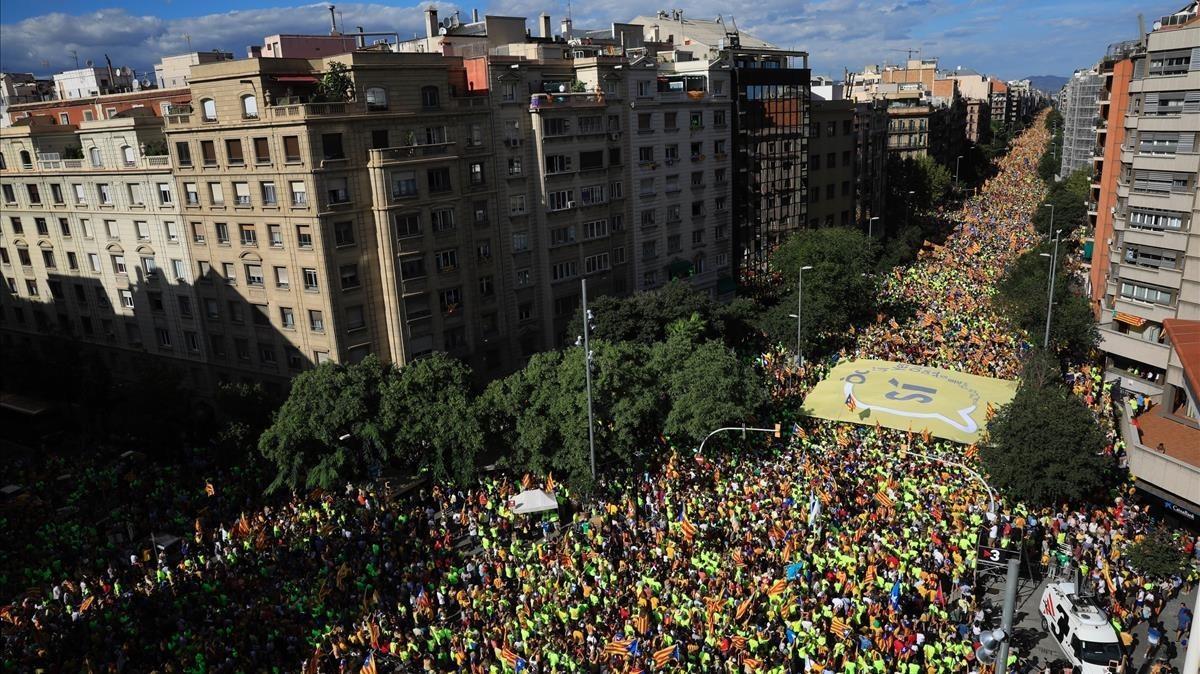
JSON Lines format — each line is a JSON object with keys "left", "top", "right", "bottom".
{"left": 521, "top": 473, "right": 533, "bottom": 490}
{"left": 767, "top": 579, "right": 788, "bottom": 597}
{"left": 742, "top": 656, "right": 763, "bottom": 670}
{"left": 653, "top": 645, "right": 677, "bottom": 667}
{"left": 864, "top": 565, "right": 877, "bottom": 585}
{"left": 731, "top": 549, "right": 744, "bottom": 566}
{"left": 920, "top": 428, "right": 932, "bottom": 444}
{"left": 731, "top": 635, "right": 748, "bottom": 651}
{"left": 545, "top": 473, "right": 555, "bottom": 493}
{"left": 603, "top": 639, "right": 632, "bottom": 657}
{"left": 634, "top": 614, "right": 650, "bottom": 635}
{"left": 874, "top": 491, "right": 895, "bottom": 509}
{"left": 736, "top": 597, "right": 753, "bottom": 621}
{"left": 680, "top": 514, "right": 698, "bottom": 542}
{"left": 830, "top": 617, "right": 851, "bottom": 637}
{"left": 500, "top": 647, "right": 519, "bottom": 668}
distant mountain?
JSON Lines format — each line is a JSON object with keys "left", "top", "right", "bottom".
{"left": 1024, "top": 75, "right": 1069, "bottom": 94}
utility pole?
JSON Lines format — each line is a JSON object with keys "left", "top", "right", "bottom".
{"left": 1040, "top": 229, "right": 1062, "bottom": 349}
{"left": 954, "top": 155, "right": 963, "bottom": 190}
{"left": 995, "top": 558, "right": 1020, "bottom": 674}
{"left": 868, "top": 216, "right": 879, "bottom": 239}
{"left": 789, "top": 266, "right": 813, "bottom": 366}
{"left": 1183, "top": 585, "right": 1200, "bottom": 674}
{"left": 580, "top": 278, "right": 597, "bottom": 482}
{"left": 1043, "top": 203, "right": 1054, "bottom": 239}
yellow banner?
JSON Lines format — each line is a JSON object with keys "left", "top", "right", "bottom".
{"left": 801, "top": 359, "right": 1018, "bottom": 444}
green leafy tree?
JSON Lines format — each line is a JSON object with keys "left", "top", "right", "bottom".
{"left": 1124, "top": 527, "right": 1191, "bottom": 578}
{"left": 258, "top": 355, "right": 392, "bottom": 491}
{"left": 1032, "top": 167, "right": 1090, "bottom": 236}
{"left": 995, "top": 241, "right": 1097, "bottom": 363}
{"left": 650, "top": 319, "right": 767, "bottom": 445}
{"left": 983, "top": 351, "right": 1113, "bottom": 507}
{"left": 214, "top": 381, "right": 277, "bottom": 453}
{"left": 759, "top": 227, "right": 879, "bottom": 354}
{"left": 381, "top": 353, "right": 481, "bottom": 484}
{"left": 315, "top": 62, "right": 355, "bottom": 103}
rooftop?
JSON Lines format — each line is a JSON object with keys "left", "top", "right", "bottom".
{"left": 1164, "top": 319, "right": 1200, "bottom": 400}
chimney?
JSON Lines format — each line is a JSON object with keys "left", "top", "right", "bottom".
{"left": 652, "top": 24, "right": 660, "bottom": 42}
{"left": 248, "top": 45, "right": 263, "bottom": 59}
{"left": 539, "top": 13, "right": 552, "bottom": 38}
{"left": 426, "top": 7, "right": 439, "bottom": 38}
{"left": 357, "top": 26, "right": 365, "bottom": 48}
{"left": 472, "top": 8, "right": 479, "bottom": 22}
{"left": 328, "top": 5, "right": 338, "bottom": 35}
{"left": 561, "top": 17, "right": 572, "bottom": 39}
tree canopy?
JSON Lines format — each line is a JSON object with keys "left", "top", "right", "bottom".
{"left": 982, "top": 351, "right": 1113, "bottom": 507}
{"left": 995, "top": 240, "right": 1097, "bottom": 364}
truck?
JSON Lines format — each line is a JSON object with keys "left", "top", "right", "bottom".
{"left": 1040, "top": 581, "right": 1124, "bottom": 672}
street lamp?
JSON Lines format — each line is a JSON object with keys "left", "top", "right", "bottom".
{"left": 788, "top": 265, "right": 814, "bottom": 366}
{"left": 1043, "top": 203, "right": 1054, "bottom": 239}
{"left": 1039, "top": 228, "right": 1062, "bottom": 349}
{"left": 868, "top": 216, "right": 880, "bottom": 239}
{"left": 954, "top": 155, "right": 963, "bottom": 190}
{"left": 579, "top": 278, "right": 597, "bottom": 481}
{"left": 905, "top": 190, "right": 915, "bottom": 229}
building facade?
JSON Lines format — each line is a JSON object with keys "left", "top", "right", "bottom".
{"left": 53, "top": 66, "right": 137, "bottom": 100}
{"left": 7, "top": 88, "right": 192, "bottom": 127}
{"left": 155, "top": 51, "right": 235, "bottom": 90}
{"left": 807, "top": 98, "right": 856, "bottom": 227}
{"left": 1097, "top": 2, "right": 1199, "bottom": 399}
{"left": 1, "top": 73, "right": 55, "bottom": 129}
{"left": 1058, "top": 67, "right": 1102, "bottom": 179}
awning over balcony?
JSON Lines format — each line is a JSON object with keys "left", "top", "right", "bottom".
{"left": 272, "top": 75, "right": 318, "bottom": 83}
{"left": 1114, "top": 312, "right": 1146, "bottom": 327}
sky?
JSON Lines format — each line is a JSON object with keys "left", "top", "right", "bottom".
{"left": 0, "top": 0, "right": 1182, "bottom": 81}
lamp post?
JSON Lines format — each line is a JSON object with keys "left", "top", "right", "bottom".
{"left": 697, "top": 424, "right": 783, "bottom": 455}
{"left": 905, "top": 190, "right": 915, "bottom": 229}
{"left": 1039, "top": 229, "right": 1062, "bottom": 349}
{"left": 954, "top": 155, "right": 963, "bottom": 190}
{"left": 580, "top": 278, "right": 597, "bottom": 481}
{"left": 1043, "top": 203, "right": 1054, "bottom": 239}
{"left": 868, "top": 216, "right": 879, "bottom": 239}
{"left": 788, "top": 265, "right": 814, "bottom": 366}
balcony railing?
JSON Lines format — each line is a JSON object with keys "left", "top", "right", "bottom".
{"left": 33, "top": 155, "right": 170, "bottom": 171}
{"left": 529, "top": 92, "right": 607, "bottom": 111}
{"left": 267, "top": 101, "right": 365, "bottom": 120}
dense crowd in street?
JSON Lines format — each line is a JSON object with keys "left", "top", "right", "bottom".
{"left": 2, "top": 112, "right": 1196, "bottom": 673}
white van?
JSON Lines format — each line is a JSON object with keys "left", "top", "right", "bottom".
{"left": 1040, "top": 582, "right": 1124, "bottom": 672}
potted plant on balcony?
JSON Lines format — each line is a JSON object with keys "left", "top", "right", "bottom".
{"left": 314, "top": 62, "right": 354, "bottom": 103}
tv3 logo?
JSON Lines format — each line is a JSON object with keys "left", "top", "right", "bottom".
{"left": 1044, "top": 595, "right": 1070, "bottom": 642}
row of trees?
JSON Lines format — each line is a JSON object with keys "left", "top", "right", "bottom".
{"left": 259, "top": 319, "right": 766, "bottom": 492}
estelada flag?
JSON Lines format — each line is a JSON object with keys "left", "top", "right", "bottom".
{"left": 603, "top": 639, "right": 632, "bottom": 656}
{"left": 634, "top": 613, "right": 650, "bottom": 635}
{"left": 501, "top": 647, "right": 519, "bottom": 668}
{"left": 736, "top": 597, "right": 753, "bottom": 621}
{"left": 830, "top": 616, "right": 851, "bottom": 637}
{"left": 767, "top": 579, "right": 788, "bottom": 597}
{"left": 545, "top": 473, "right": 556, "bottom": 493}
{"left": 874, "top": 491, "right": 896, "bottom": 509}
{"left": 731, "top": 635, "right": 748, "bottom": 651}
{"left": 741, "top": 656, "right": 763, "bottom": 671}
{"left": 360, "top": 651, "right": 377, "bottom": 674}
{"left": 731, "top": 549, "right": 744, "bottom": 566}
{"left": 521, "top": 474, "right": 533, "bottom": 490}
{"left": 844, "top": 393, "right": 857, "bottom": 412}
{"left": 652, "top": 645, "right": 677, "bottom": 667}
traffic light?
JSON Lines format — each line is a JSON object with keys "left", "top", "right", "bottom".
{"left": 974, "top": 629, "right": 1008, "bottom": 663}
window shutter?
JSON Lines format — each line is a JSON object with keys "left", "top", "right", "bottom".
{"left": 1184, "top": 91, "right": 1200, "bottom": 113}
{"left": 1133, "top": 59, "right": 1146, "bottom": 78}
{"left": 1144, "top": 92, "right": 1160, "bottom": 115}
{"left": 1178, "top": 133, "right": 1195, "bottom": 155}
{"left": 1191, "top": 47, "right": 1200, "bottom": 71}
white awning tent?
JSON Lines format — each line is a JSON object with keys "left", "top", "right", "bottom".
{"left": 510, "top": 489, "right": 559, "bottom": 515}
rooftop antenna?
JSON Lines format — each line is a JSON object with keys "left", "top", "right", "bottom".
{"left": 182, "top": 34, "right": 192, "bottom": 49}
{"left": 70, "top": 50, "right": 79, "bottom": 68}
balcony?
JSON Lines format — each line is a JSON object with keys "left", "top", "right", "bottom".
{"left": 529, "top": 92, "right": 607, "bottom": 112}
{"left": 371, "top": 143, "right": 456, "bottom": 166}
{"left": 267, "top": 101, "right": 366, "bottom": 120}
{"left": 1099, "top": 325, "right": 1170, "bottom": 366}
{"left": 32, "top": 155, "right": 172, "bottom": 172}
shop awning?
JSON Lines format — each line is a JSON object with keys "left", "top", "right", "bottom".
{"left": 272, "top": 75, "right": 318, "bottom": 83}
{"left": 1114, "top": 312, "right": 1146, "bottom": 327}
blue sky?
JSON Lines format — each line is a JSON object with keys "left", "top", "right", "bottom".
{"left": 0, "top": 0, "right": 1181, "bottom": 81}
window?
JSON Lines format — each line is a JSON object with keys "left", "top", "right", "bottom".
{"left": 391, "top": 170, "right": 418, "bottom": 198}
{"left": 579, "top": 150, "right": 604, "bottom": 171}
{"left": 89, "top": 147, "right": 103, "bottom": 167}
{"left": 119, "top": 290, "right": 134, "bottom": 308}
{"left": 128, "top": 183, "right": 145, "bottom": 206}
{"left": 551, "top": 261, "right": 577, "bottom": 281}
{"left": 296, "top": 225, "right": 313, "bottom": 248}
{"left": 642, "top": 241, "right": 657, "bottom": 260}
{"left": 175, "top": 142, "right": 192, "bottom": 166}
{"left": 215, "top": 222, "right": 230, "bottom": 244}
{"left": 35, "top": 218, "right": 49, "bottom": 236}
{"left": 509, "top": 195, "right": 527, "bottom": 215}
{"left": 222, "top": 262, "right": 236, "bottom": 283}
{"left": 201, "top": 140, "right": 217, "bottom": 166}
{"left": 400, "top": 256, "right": 426, "bottom": 279}
{"left": 88, "top": 253, "right": 100, "bottom": 272}
{"left": 268, "top": 265, "right": 288, "bottom": 288}
{"left": 24, "top": 185, "right": 41, "bottom": 205}
{"left": 476, "top": 239, "right": 492, "bottom": 261}
{"left": 507, "top": 157, "right": 523, "bottom": 176}
{"left": 245, "top": 263, "right": 264, "bottom": 286}
{"left": 639, "top": 146, "right": 655, "bottom": 163}
{"left": 427, "top": 168, "right": 451, "bottom": 193}
{"left": 50, "top": 183, "right": 64, "bottom": 204}
{"left": 334, "top": 221, "right": 355, "bottom": 246}
{"left": 1120, "top": 280, "right": 1174, "bottom": 306}
{"left": 469, "top": 162, "right": 485, "bottom": 186}
{"left": 641, "top": 209, "right": 656, "bottom": 227}
{"left": 550, "top": 226, "right": 576, "bottom": 245}
{"left": 321, "top": 133, "right": 345, "bottom": 161}
{"left": 1, "top": 185, "right": 13, "bottom": 204}
{"left": 613, "top": 246, "right": 626, "bottom": 264}
{"left": 233, "top": 182, "right": 251, "bottom": 206}
{"left": 346, "top": 305, "right": 366, "bottom": 330}
{"left": 340, "top": 264, "right": 360, "bottom": 289}
{"left": 290, "top": 182, "right": 307, "bottom": 206}
{"left": 112, "top": 255, "right": 127, "bottom": 274}
{"left": 201, "top": 98, "right": 217, "bottom": 121}
{"left": 208, "top": 182, "right": 224, "bottom": 205}
{"left": 184, "top": 183, "right": 199, "bottom": 205}
{"left": 97, "top": 184, "right": 112, "bottom": 205}
{"left": 253, "top": 137, "right": 270, "bottom": 164}
{"left": 259, "top": 181, "right": 278, "bottom": 206}
{"left": 435, "top": 249, "right": 458, "bottom": 272}
{"left": 303, "top": 267, "right": 319, "bottom": 290}
{"left": 326, "top": 177, "right": 349, "bottom": 204}
{"left": 239, "top": 224, "right": 257, "bottom": 246}
{"left": 1147, "top": 50, "right": 1192, "bottom": 76}
{"left": 156, "top": 182, "right": 173, "bottom": 205}
{"left": 17, "top": 248, "right": 30, "bottom": 266}
{"left": 580, "top": 185, "right": 605, "bottom": 205}
{"left": 171, "top": 258, "right": 186, "bottom": 280}
{"left": 585, "top": 252, "right": 610, "bottom": 274}
{"left": 421, "top": 86, "right": 440, "bottom": 108}
{"left": 226, "top": 139, "right": 244, "bottom": 165}
{"left": 479, "top": 275, "right": 494, "bottom": 297}
{"left": 512, "top": 231, "right": 529, "bottom": 252}
{"left": 431, "top": 208, "right": 455, "bottom": 232}
{"left": 668, "top": 234, "right": 681, "bottom": 253}
{"left": 553, "top": 295, "right": 578, "bottom": 317}
{"left": 67, "top": 252, "right": 78, "bottom": 270}
{"left": 440, "top": 287, "right": 462, "bottom": 314}
{"left": 241, "top": 95, "right": 258, "bottom": 118}
{"left": 515, "top": 268, "right": 530, "bottom": 286}
{"left": 548, "top": 190, "right": 574, "bottom": 211}
{"left": 473, "top": 201, "right": 489, "bottom": 226}
{"left": 543, "top": 118, "right": 570, "bottom": 136}
{"left": 366, "top": 87, "right": 388, "bottom": 111}
{"left": 394, "top": 213, "right": 421, "bottom": 238}
{"left": 306, "top": 309, "right": 324, "bottom": 332}
{"left": 283, "top": 136, "right": 302, "bottom": 163}
{"left": 1128, "top": 208, "right": 1185, "bottom": 232}
{"left": 502, "top": 82, "right": 517, "bottom": 102}
{"left": 41, "top": 250, "right": 56, "bottom": 269}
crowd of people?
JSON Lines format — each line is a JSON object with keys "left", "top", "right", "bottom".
{"left": 2, "top": 112, "right": 1196, "bottom": 674}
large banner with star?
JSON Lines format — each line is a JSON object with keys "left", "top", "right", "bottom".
{"left": 801, "top": 359, "right": 1018, "bottom": 444}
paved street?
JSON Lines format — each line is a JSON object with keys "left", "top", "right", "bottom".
{"left": 985, "top": 572, "right": 1196, "bottom": 671}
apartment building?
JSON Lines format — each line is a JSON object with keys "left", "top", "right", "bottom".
{"left": 53, "top": 66, "right": 137, "bottom": 100}
{"left": 990, "top": 80, "right": 1011, "bottom": 128}
{"left": 7, "top": 88, "right": 192, "bottom": 127}
{"left": 1087, "top": 40, "right": 1141, "bottom": 305}
{"left": 154, "top": 51, "right": 235, "bottom": 89}
{"left": 1098, "top": 1, "right": 1199, "bottom": 399}
{"left": 1058, "top": 67, "right": 1102, "bottom": 179}
{"left": 633, "top": 11, "right": 810, "bottom": 276}
{"left": 0, "top": 113, "right": 215, "bottom": 388}
{"left": 1, "top": 73, "right": 55, "bottom": 129}
{"left": 807, "top": 97, "right": 856, "bottom": 227}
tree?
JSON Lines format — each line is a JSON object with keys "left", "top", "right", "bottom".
{"left": 214, "top": 381, "right": 277, "bottom": 454}
{"left": 759, "top": 227, "right": 879, "bottom": 354}
{"left": 571, "top": 279, "right": 759, "bottom": 352}
{"left": 380, "top": 353, "right": 481, "bottom": 484}
{"left": 983, "top": 352, "right": 1113, "bottom": 507}
{"left": 258, "top": 355, "right": 392, "bottom": 491}
{"left": 650, "top": 319, "right": 767, "bottom": 445}
{"left": 1032, "top": 167, "right": 1090, "bottom": 236}
{"left": 315, "top": 62, "right": 355, "bottom": 103}
{"left": 1124, "top": 527, "right": 1191, "bottom": 578}
{"left": 995, "top": 241, "right": 1097, "bottom": 364}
